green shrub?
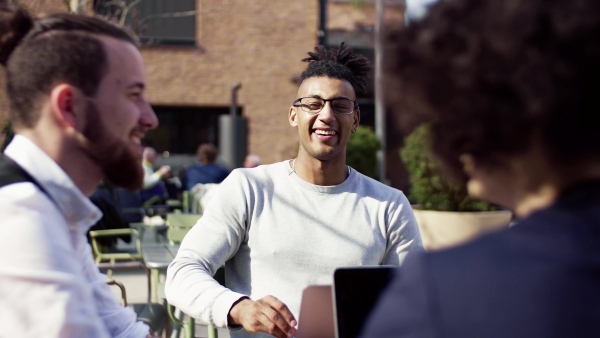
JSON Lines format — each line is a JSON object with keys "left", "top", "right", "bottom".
{"left": 347, "top": 126, "right": 381, "bottom": 180}
{"left": 401, "top": 124, "right": 496, "bottom": 211}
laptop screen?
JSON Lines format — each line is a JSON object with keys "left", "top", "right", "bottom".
{"left": 333, "top": 266, "right": 396, "bottom": 338}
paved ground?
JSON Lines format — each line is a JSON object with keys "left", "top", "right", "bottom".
{"left": 108, "top": 233, "right": 231, "bottom": 338}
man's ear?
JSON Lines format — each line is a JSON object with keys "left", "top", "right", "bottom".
{"left": 353, "top": 108, "right": 361, "bottom": 131}
{"left": 49, "top": 84, "right": 84, "bottom": 129}
{"left": 289, "top": 106, "right": 298, "bottom": 128}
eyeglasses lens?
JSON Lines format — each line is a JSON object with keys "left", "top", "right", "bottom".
{"left": 300, "top": 98, "right": 354, "bottom": 115}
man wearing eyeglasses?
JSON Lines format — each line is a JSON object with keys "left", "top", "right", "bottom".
{"left": 166, "top": 44, "right": 423, "bottom": 338}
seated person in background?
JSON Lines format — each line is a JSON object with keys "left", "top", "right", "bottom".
{"left": 141, "top": 146, "right": 170, "bottom": 204}
{"left": 88, "top": 180, "right": 131, "bottom": 249}
{"left": 362, "top": 0, "right": 600, "bottom": 337}
{"left": 166, "top": 43, "right": 423, "bottom": 338}
{"left": 243, "top": 154, "right": 261, "bottom": 168}
{"left": 184, "top": 143, "right": 229, "bottom": 190}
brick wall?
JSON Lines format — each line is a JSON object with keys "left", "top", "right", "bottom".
{"left": 0, "top": 0, "right": 408, "bottom": 189}
{"left": 142, "top": 0, "right": 319, "bottom": 163}
{"left": 328, "top": 1, "right": 404, "bottom": 31}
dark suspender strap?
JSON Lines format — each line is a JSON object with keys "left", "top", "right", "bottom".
{"left": 0, "top": 153, "right": 47, "bottom": 195}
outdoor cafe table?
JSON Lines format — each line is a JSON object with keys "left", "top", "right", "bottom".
{"left": 142, "top": 243, "right": 179, "bottom": 303}
{"left": 142, "top": 243, "right": 220, "bottom": 338}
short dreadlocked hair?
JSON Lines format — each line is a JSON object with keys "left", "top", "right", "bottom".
{"left": 299, "top": 43, "right": 372, "bottom": 95}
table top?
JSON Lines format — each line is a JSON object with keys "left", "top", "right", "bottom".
{"left": 142, "top": 243, "right": 180, "bottom": 269}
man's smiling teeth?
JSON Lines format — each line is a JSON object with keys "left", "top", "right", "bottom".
{"left": 315, "top": 130, "right": 336, "bottom": 135}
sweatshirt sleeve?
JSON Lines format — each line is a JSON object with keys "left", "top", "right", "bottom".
{"left": 165, "top": 170, "right": 250, "bottom": 328}
{"left": 381, "top": 191, "right": 424, "bottom": 266}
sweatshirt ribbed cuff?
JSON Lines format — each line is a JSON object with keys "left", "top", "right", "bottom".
{"left": 212, "top": 291, "right": 249, "bottom": 328}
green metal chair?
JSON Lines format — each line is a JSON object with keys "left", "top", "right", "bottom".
{"left": 107, "top": 279, "right": 170, "bottom": 336}
{"left": 89, "top": 228, "right": 152, "bottom": 303}
{"left": 89, "top": 228, "right": 144, "bottom": 278}
{"left": 159, "top": 269, "right": 224, "bottom": 338}
{"left": 165, "top": 213, "right": 202, "bottom": 244}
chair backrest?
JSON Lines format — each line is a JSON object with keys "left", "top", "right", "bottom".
{"left": 182, "top": 190, "right": 193, "bottom": 213}
{"left": 89, "top": 228, "right": 143, "bottom": 263}
{"left": 166, "top": 213, "right": 201, "bottom": 244}
{"left": 89, "top": 228, "right": 145, "bottom": 280}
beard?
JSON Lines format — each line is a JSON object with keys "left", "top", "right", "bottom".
{"left": 81, "top": 101, "right": 144, "bottom": 190}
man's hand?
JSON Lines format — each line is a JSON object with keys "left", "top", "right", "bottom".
{"left": 228, "top": 296, "right": 297, "bottom": 338}
{"left": 157, "top": 165, "right": 171, "bottom": 178}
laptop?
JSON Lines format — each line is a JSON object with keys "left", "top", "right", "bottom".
{"left": 295, "top": 266, "right": 396, "bottom": 338}
{"left": 333, "top": 266, "right": 395, "bottom": 338}
{"left": 296, "top": 285, "right": 335, "bottom": 338}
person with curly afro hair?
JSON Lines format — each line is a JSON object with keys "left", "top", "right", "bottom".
{"left": 362, "top": 0, "right": 600, "bottom": 337}
{"left": 166, "top": 44, "right": 423, "bottom": 338}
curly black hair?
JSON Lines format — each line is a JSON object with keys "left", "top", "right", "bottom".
{"left": 299, "top": 43, "right": 372, "bottom": 95}
{"left": 386, "top": 0, "right": 600, "bottom": 177}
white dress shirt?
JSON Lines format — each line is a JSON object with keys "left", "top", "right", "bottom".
{"left": 0, "top": 135, "right": 149, "bottom": 338}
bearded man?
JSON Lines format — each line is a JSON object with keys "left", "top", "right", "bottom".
{"left": 0, "top": 1, "right": 159, "bottom": 337}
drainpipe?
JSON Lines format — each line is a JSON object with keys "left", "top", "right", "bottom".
{"left": 375, "top": 0, "right": 387, "bottom": 183}
{"left": 318, "top": 0, "right": 327, "bottom": 45}
{"left": 230, "top": 83, "right": 242, "bottom": 167}
{"left": 230, "top": 83, "right": 242, "bottom": 118}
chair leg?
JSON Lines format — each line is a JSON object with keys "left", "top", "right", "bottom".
{"left": 184, "top": 317, "right": 194, "bottom": 338}
{"left": 208, "top": 325, "right": 218, "bottom": 338}
{"left": 164, "top": 317, "right": 173, "bottom": 338}
{"left": 151, "top": 268, "right": 160, "bottom": 303}
{"left": 146, "top": 268, "right": 152, "bottom": 303}
{"left": 168, "top": 305, "right": 183, "bottom": 338}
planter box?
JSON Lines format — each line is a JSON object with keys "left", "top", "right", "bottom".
{"left": 413, "top": 208, "right": 513, "bottom": 251}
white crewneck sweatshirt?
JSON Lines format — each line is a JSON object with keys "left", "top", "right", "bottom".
{"left": 166, "top": 160, "right": 423, "bottom": 338}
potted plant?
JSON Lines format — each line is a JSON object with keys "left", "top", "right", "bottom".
{"left": 347, "top": 126, "right": 381, "bottom": 180}
{"left": 401, "top": 124, "right": 512, "bottom": 250}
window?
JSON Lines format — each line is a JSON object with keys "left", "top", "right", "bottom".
{"left": 145, "top": 106, "right": 239, "bottom": 154}
{"left": 94, "top": 0, "right": 196, "bottom": 46}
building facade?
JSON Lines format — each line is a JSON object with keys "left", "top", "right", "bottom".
{"left": 0, "top": 0, "right": 409, "bottom": 189}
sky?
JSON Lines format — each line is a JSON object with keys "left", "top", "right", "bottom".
{"left": 405, "top": 0, "right": 439, "bottom": 24}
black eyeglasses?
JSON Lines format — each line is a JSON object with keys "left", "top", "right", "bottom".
{"left": 293, "top": 97, "right": 358, "bottom": 115}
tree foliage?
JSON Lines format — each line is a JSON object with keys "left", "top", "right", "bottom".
{"left": 401, "top": 124, "right": 496, "bottom": 211}
{"left": 347, "top": 126, "right": 381, "bottom": 179}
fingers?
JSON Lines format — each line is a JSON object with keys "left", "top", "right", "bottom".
{"left": 256, "top": 296, "right": 297, "bottom": 337}
{"left": 231, "top": 296, "right": 297, "bottom": 338}
{"left": 260, "top": 295, "right": 297, "bottom": 332}
{"left": 159, "top": 166, "right": 171, "bottom": 177}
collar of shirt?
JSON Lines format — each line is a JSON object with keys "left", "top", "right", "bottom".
{"left": 4, "top": 135, "right": 102, "bottom": 231}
